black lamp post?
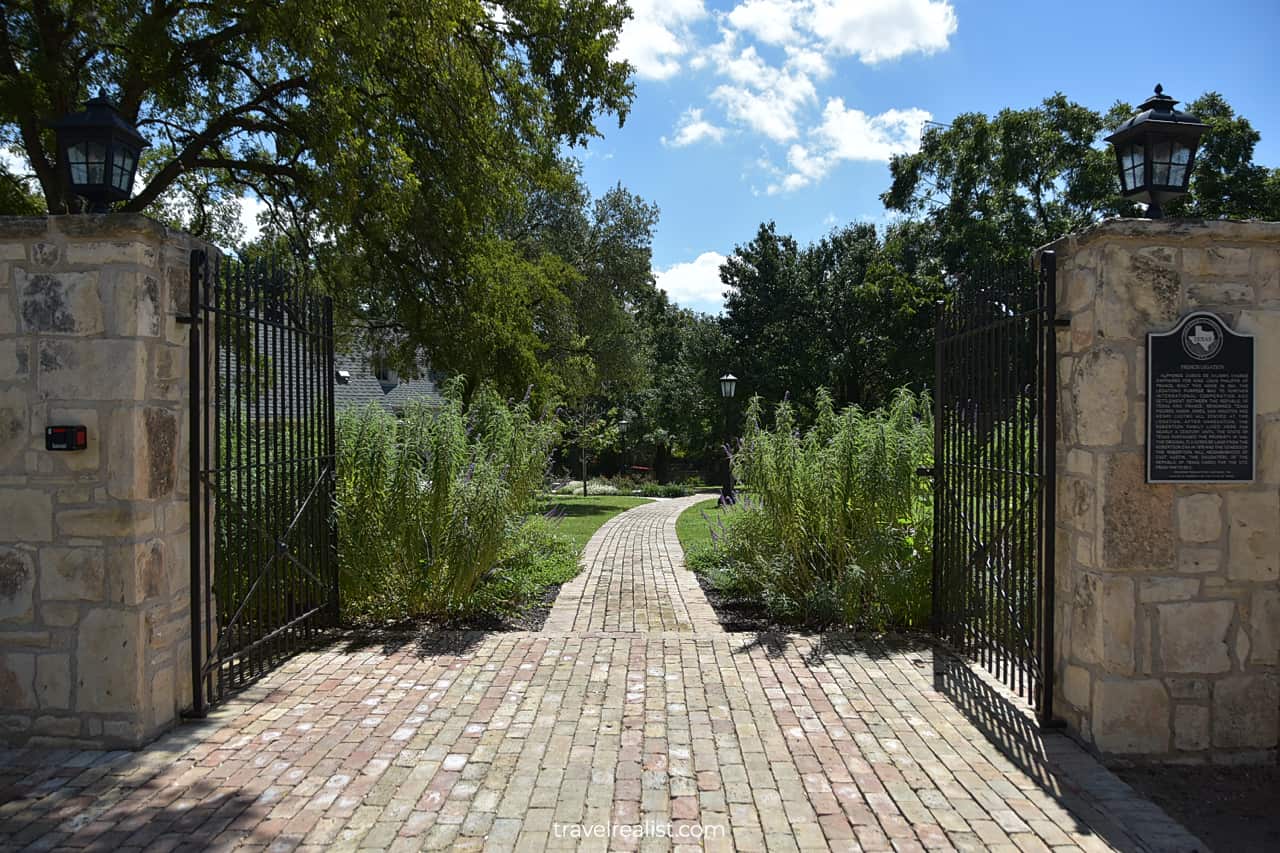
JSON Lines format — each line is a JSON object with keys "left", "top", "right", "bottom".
{"left": 616, "top": 419, "right": 628, "bottom": 475}
{"left": 1104, "top": 84, "right": 1208, "bottom": 219}
{"left": 719, "top": 373, "right": 737, "bottom": 505}
{"left": 51, "top": 90, "right": 149, "bottom": 213}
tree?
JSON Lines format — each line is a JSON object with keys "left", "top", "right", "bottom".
{"left": 1164, "top": 92, "right": 1280, "bottom": 220}
{"left": 717, "top": 221, "right": 945, "bottom": 414}
{"left": 0, "top": 1, "right": 633, "bottom": 223}
{"left": 633, "top": 290, "right": 732, "bottom": 479}
{"left": 720, "top": 222, "right": 815, "bottom": 406}
{"left": 0, "top": 162, "right": 42, "bottom": 215}
{"left": 882, "top": 91, "right": 1278, "bottom": 271}
{"left": 882, "top": 94, "right": 1121, "bottom": 271}
{"left": 0, "top": 2, "right": 638, "bottom": 386}
{"left": 514, "top": 176, "right": 661, "bottom": 403}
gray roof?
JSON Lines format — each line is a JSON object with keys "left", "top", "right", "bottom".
{"left": 334, "top": 353, "right": 444, "bottom": 414}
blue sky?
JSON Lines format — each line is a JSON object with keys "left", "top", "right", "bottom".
{"left": 577, "top": 0, "right": 1280, "bottom": 313}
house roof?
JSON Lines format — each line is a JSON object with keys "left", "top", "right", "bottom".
{"left": 333, "top": 353, "right": 444, "bottom": 414}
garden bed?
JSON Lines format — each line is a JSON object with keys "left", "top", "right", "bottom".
{"left": 1113, "top": 763, "right": 1280, "bottom": 852}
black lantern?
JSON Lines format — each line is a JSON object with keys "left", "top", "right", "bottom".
{"left": 719, "top": 373, "right": 737, "bottom": 399}
{"left": 51, "top": 90, "right": 149, "bottom": 213}
{"left": 1104, "top": 84, "right": 1207, "bottom": 218}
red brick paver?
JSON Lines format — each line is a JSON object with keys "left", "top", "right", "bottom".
{"left": 0, "top": 498, "right": 1202, "bottom": 851}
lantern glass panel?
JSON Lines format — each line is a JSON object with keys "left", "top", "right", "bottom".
{"left": 86, "top": 142, "right": 106, "bottom": 184}
{"left": 111, "top": 148, "right": 136, "bottom": 192}
{"left": 67, "top": 141, "right": 108, "bottom": 185}
{"left": 1121, "top": 143, "right": 1144, "bottom": 192}
{"left": 1168, "top": 141, "right": 1192, "bottom": 187}
{"left": 1151, "top": 139, "right": 1169, "bottom": 185}
{"left": 1148, "top": 138, "right": 1191, "bottom": 188}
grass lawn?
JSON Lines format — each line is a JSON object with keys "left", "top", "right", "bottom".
{"left": 675, "top": 497, "right": 738, "bottom": 554}
{"left": 536, "top": 495, "right": 652, "bottom": 550}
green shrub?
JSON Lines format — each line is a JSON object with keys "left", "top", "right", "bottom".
{"left": 585, "top": 478, "right": 619, "bottom": 495}
{"left": 335, "top": 379, "right": 559, "bottom": 624}
{"left": 462, "top": 516, "right": 581, "bottom": 619}
{"left": 639, "top": 482, "right": 691, "bottom": 498}
{"left": 550, "top": 478, "right": 627, "bottom": 496}
{"left": 696, "top": 387, "right": 933, "bottom": 630}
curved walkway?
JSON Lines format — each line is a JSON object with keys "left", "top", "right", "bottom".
{"left": 0, "top": 499, "right": 1202, "bottom": 852}
{"left": 544, "top": 495, "right": 720, "bottom": 634}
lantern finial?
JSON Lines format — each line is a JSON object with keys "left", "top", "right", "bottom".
{"left": 1154, "top": 83, "right": 1163, "bottom": 96}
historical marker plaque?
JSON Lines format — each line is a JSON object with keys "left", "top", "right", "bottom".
{"left": 1147, "top": 311, "right": 1255, "bottom": 483}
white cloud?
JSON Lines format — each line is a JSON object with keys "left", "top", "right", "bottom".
{"left": 648, "top": 0, "right": 952, "bottom": 196}
{"left": 726, "top": 0, "right": 803, "bottom": 45}
{"left": 662, "top": 108, "right": 726, "bottom": 147}
{"left": 612, "top": 0, "right": 708, "bottom": 80}
{"left": 782, "top": 45, "right": 832, "bottom": 80}
{"left": 816, "top": 101, "right": 932, "bottom": 160}
{"left": 807, "top": 0, "right": 956, "bottom": 63}
{"left": 238, "top": 194, "right": 269, "bottom": 244}
{"left": 0, "top": 147, "right": 30, "bottom": 176}
{"left": 769, "top": 99, "right": 930, "bottom": 193}
{"left": 655, "top": 251, "right": 729, "bottom": 312}
{"left": 708, "top": 45, "right": 817, "bottom": 142}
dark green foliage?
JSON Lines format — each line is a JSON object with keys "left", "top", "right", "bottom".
{"left": 630, "top": 292, "right": 733, "bottom": 475}
{"left": 719, "top": 222, "right": 946, "bottom": 414}
{"left": 1163, "top": 93, "right": 1280, "bottom": 221}
{"left": 693, "top": 389, "right": 934, "bottom": 630}
{"left": 882, "top": 93, "right": 1125, "bottom": 271}
{"left": 0, "top": 166, "right": 43, "bottom": 216}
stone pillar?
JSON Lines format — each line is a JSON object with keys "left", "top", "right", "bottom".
{"left": 1047, "top": 219, "right": 1280, "bottom": 761}
{"left": 0, "top": 214, "right": 215, "bottom": 748}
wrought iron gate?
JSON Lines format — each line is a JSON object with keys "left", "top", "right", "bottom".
{"left": 187, "top": 251, "right": 337, "bottom": 713}
{"left": 931, "top": 252, "right": 1057, "bottom": 723}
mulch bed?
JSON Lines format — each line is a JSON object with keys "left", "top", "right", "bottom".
{"left": 692, "top": 571, "right": 821, "bottom": 635}
{"left": 1113, "top": 762, "right": 1280, "bottom": 852}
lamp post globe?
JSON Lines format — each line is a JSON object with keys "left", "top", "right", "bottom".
{"left": 51, "top": 90, "right": 149, "bottom": 213}
{"left": 1104, "top": 84, "right": 1208, "bottom": 219}
{"left": 719, "top": 373, "right": 738, "bottom": 399}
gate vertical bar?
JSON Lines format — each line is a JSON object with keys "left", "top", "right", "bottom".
{"left": 187, "top": 250, "right": 207, "bottom": 718}
{"left": 936, "top": 295, "right": 947, "bottom": 627}
{"left": 1040, "top": 250, "right": 1059, "bottom": 726}
{"left": 325, "top": 297, "right": 338, "bottom": 622}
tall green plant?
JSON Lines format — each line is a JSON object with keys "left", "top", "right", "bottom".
{"left": 704, "top": 388, "right": 933, "bottom": 628}
{"left": 335, "top": 378, "right": 559, "bottom": 623}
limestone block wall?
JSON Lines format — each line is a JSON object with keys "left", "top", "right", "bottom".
{"left": 1046, "top": 219, "right": 1280, "bottom": 761}
{"left": 0, "top": 215, "right": 214, "bottom": 748}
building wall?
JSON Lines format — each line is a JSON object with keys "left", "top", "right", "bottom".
{"left": 1047, "top": 218, "right": 1280, "bottom": 761}
{"left": 0, "top": 215, "right": 214, "bottom": 747}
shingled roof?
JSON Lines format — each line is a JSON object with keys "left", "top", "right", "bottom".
{"left": 334, "top": 353, "right": 444, "bottom": 414}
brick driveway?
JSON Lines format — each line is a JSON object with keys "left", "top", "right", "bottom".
{"left": 1, "top": 497, "right": 1202, "bottom": 852}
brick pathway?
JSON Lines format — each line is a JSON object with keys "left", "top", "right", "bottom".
{"left": 0, "top": 498, "right": 1203, "bottom": 852}
{"left": 544, "top": 496, "right": 721, "bottom": 634}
